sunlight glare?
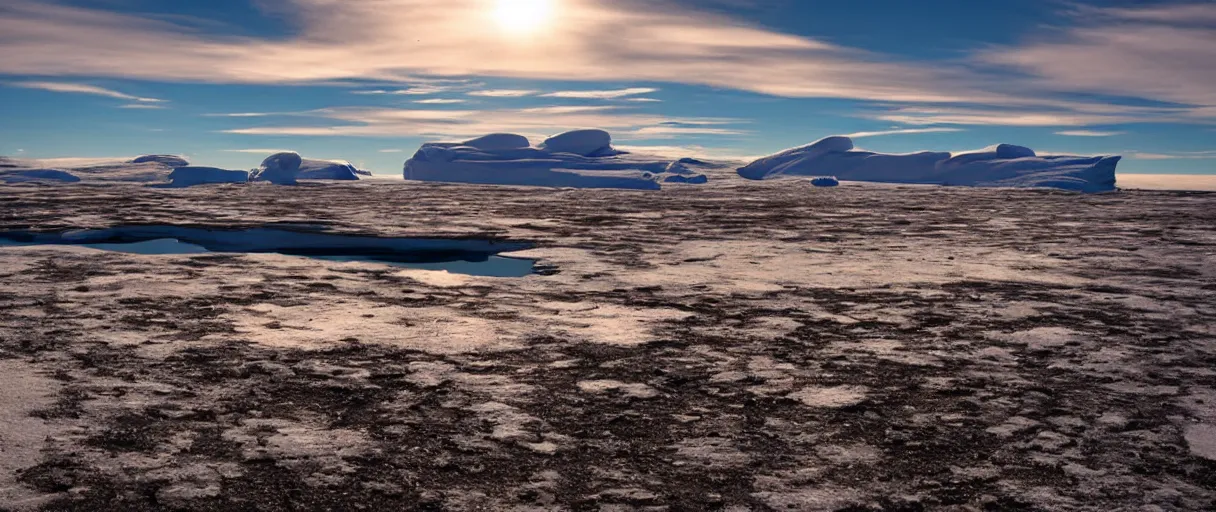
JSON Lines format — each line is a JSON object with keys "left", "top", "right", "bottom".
{"left": 494, "top": 0, "right": 555, "bottom": 34}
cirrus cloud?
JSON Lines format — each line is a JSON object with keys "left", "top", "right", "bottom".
{"left": 541, "top": 87, "right": 659, "bottom": 99}
{"left": 6, "top": 81, "right": 162, "bottom": 102}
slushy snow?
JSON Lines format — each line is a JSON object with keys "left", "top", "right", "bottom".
{"left": 403, "top": 130, "right": 708, "bottom": 189}
{"left": 738, "top": 136, "right": 1120, "bottom": 193}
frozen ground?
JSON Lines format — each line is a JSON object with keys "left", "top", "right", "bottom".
{"left": 0, "top": 180, "right": 1214, "bottom": 511}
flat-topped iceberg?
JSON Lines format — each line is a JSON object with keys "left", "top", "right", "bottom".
{"left": 403, "top": 130, "right": 709, "bottom": 190}
{"left": 738, "top": 137, "right": 1119, "bottom": 193}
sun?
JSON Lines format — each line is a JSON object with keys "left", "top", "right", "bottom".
{"left": 493, "top": 0, "right": 555, "bottom": 34}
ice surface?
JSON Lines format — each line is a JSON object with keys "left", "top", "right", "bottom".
{"left": 403, "top": 130, "right": 708, "bottom": 189}
{"left": 0, "top": 225, "right": 535, "bottom": 276}
{"left": 738, "top": 136, "right": 1120, "bottom": 193}
{"left": 664, "top": 174, "right": 710, "bottom": 184}
{"left": 164, "top": 166, "right": 250, "bottom": 188}
{"left": 1, "top": 225, "right": 532, "bottom": 256}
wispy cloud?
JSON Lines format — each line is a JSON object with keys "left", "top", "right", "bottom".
{"left": 979, "top": 3, "right": 1216, "bottom": 113}
{"left": 118, "top": 103, "right": 166, "bottom": 109}
{"left": 0, "top": 0, "right": 1014, "bottom": 106}
{"left": 1129, "top": 150, "right": 1216, "bottom": 160}
{"left": 6, "top": 81, "right": 162, "bottom": 102}
{"left": 864, "top": 105, "right": 1178, "bottom": 127}
{"left": 845, "top": 127, "right": 964, "bottom": 138}
{"left": 1055, "top": 130, "right": 1126, "bottom": 137}
{"left": 626, "top": 98, "right": 662, "bottom": 103}
{"left": 2, "top": 0, "right": 1213, "bottom": 127}
{"left": 378, "top": 149, "right": 404, "bottom": 153}
{"left": 354, "top": 85, "right": 459, "bottom": 95}
{"left": 467, "top": 89, "right": 539, "bottom": 98}
{"left": 627, "top": 125, "right": 748, "bottom": 138}
{"left": 541, "top": 87, "right": 659, "bottom": 99}
{"left": 204, "top": 112, "right": 273, "bottom": 117}
{"left": 614, "top": 144, "right": 760, "bottom": 162}
{"left": 222, "top": 105, "right": 744, "bottom": 142}
{"left": 221, "top": 148, "right": 293, "bottom": 154}
{"left": 413, "top": 98, "right": 466, "bottom": 104}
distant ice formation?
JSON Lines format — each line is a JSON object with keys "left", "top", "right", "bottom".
{"left": 251, "top": 152, "right": 304, "bottom": 185}
{"left": 251, "top": 152, "right": 362, "bottom": 184}
{"left": 132, "top": 154, "right": 190, "bottom": 167}
{"left": 0, "top": 169, "right": 82, "bottom": 184}
{"left": 0, "top": 156, "right": 178, "bottom": 184}
{"left": 738, "top": 137, "right": 1119, "bottom": 193}
{"left": 403, "top": 130, "right": 709, "bottom": 189}
{"left": 165, "top": 166, "right": 250, "bottom": 188}
{"left": 298, "top": 159, "right": 362, "bottom": 181}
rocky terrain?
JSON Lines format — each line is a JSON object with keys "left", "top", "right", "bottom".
{"left": 1, "top": 180, "right": 1214, "bottom": 511}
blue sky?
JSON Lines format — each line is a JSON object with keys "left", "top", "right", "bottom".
{"left": 1, "top": 0, "right": 1213, "bottom": 175}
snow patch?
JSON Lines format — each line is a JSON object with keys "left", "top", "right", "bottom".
{"left": 789, "top": 385, "right": 869, "bottom": 408}
{"left": 1184, "top": 424, "right": 1216, "bottom": 461}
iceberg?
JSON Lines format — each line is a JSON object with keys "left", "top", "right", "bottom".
{"left": 298, "top": 159, "right": 362, "bottom": 181}
{"left": 251, "top": 152, "right": 362, "bottom": 184}
{"left": 737, "top": 136, "right": 1119, "bottom": 193}
{"left": 164, "top": 166, "right": 250, "bottom": 188}
{"left": 537, "top": 129, "right": 617, "bottom": 157}
{"left": 251, "top": 152, "right": 304, "bottom": 185}
{"left": 403, "top": 130, "right": 708, "bottom": 189}
{"left": 811, "top": 176, "right": 840, "bottom": 187}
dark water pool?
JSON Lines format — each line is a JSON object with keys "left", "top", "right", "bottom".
{"left": 0, "top": 226, "right": 538, "bottom": 277}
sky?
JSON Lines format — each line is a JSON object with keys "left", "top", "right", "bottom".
{"left": 0, "top": 0, "right": 1213, "bottom": 175}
